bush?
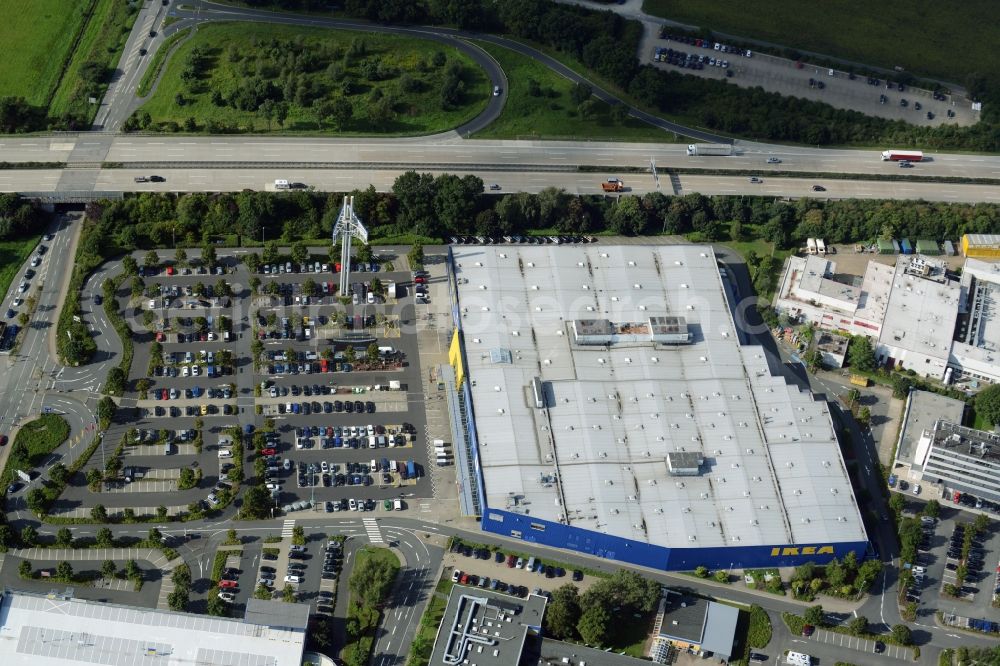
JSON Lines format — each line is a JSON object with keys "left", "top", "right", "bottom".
{"left": 747, "top": 605, "right": 772, "bottom": 648}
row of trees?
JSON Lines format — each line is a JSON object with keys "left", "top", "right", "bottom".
{"left": 543, "top": 569, "right": 660, "bottom": 646}
{"left": 789, "top": 554, "right": 882, "bottom": 600}
{"left": 77, "top": 180, "right": 1000, "bottom": 255}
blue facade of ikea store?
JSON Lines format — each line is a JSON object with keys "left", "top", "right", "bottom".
{"left": 480, "top": 508, "right": 868, "bottom": 571}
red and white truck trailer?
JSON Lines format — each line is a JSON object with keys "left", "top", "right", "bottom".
{"left": 880, "top": 149, "right": 924, "bottom": 161}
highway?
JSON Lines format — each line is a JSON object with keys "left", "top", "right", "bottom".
{"left": 2, "top": 166, "right": 999, "bottom": 204}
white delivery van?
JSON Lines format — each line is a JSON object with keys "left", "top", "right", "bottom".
{"left": 274, "top": 179, "right": 290, "bottom": 189}
{"left": 785, "top": 652, "right": 811, "bottom": 666}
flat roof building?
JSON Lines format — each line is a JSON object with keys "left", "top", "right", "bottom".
{"left": 949, "top": 259, "right": 1000, "bottom": 385}
{"left": 649, "top": 591, "right": 739, "bottom": 662}
{"left": 774, "top": 255, "right": 892, "bottom": 338}
{"left": 429, "top": 585, "right": 546, "bottom": 666}
{"left": 449, "top": 245, "right": 867, "bottom": 571}
{"left": 876, "top": 255, "right": 960, "bottom": 381}
{"left": 962, "top": 234, "right": 1000, "bottom": 259}
{"left": 0, "top": 588, "right": 306, "bottom": 666}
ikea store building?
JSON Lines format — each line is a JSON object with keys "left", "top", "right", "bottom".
{"left": 445, "top": 244, "right": 868, "bottom": 571}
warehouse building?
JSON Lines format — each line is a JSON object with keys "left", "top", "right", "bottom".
{"left": 0, "top": 589, "right": 308, "bottom": 665}
{"left": 774, "top": 255, "right": 892, "bottom": 338}
{"left": 648, "top": 591, "right": 739, "bottom": 662}
{"left": 962, "top": 234, "right": 1000, "bottom": 259}
{"left": 949, "top": 259, "right": 1000, "bottom": 385}
{"left": 448, "top": 245, "right": 868, "bottom": 572}
{"left": 876, "top": 255, "right": 961, "bottom": 381}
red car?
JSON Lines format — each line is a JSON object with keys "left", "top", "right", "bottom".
{"left": 260, "top": 448, "right": 277, "bottom": 456}
{"left": 218, "top": 579, "right": 238, "bottom": 589}
{"left": 161, "top": 389, "right": 168, "bottom": 400}
{"left": 459, "top": 573, "right": 469, "bottom": 584}
{"left": 165, "top": 266, "right": 175, "bottom": 276}
{"left": 414, "top": 276, "right": 427, "bottom": 284}
{"left": 155, "top": 331, "right": 165, "bottom": 342}
{"left": 506, "top": 554, "right": 516, "bottom": 568}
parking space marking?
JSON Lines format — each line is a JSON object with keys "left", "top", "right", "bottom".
{"left": 363, "top": 518, "right": 383, "bottom": 544}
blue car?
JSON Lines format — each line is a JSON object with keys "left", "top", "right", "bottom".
{"left": 5, "top": 309, "right": 14, "bottom": 319}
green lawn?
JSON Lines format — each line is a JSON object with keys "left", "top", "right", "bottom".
{"left": 0, "top": 0, "right": 88, "bottom": 106}
{"left": 0, "top": 235, "right": 40, "bottom": 305}
{"left": 473, "top": 41, "right": 672, "bottom": 142}
{"left": 642, "top": 0, "right": 995, "bottom": 85}
{"left": 342, "top": 547, "right": 400, "bottom": 665}
{"left": 406, "top": 592, "right": 447, "bottom": 666}
{"left": 1, "top": 414, "right": 71, "bottom": 487}
{"left": 140, "top": 22, "right": 490, "bottom": 135}
{"left": 138, "top": 28, "right": 193, "bottom": 98}
{"left": 49, "top": 0, "right": 140, "bottom": 122}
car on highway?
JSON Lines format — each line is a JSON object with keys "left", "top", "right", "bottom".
{"left": 489, "top": 183, "right": 501, "bottom": 190}
{"left": 766, "top": 157, "right": 781, "bottom": 164}
{"left": 811, "top": 185, "right": 826, "bottom": 191}
{"left": 749, "top": 177, "right": 762, "bottom": 183}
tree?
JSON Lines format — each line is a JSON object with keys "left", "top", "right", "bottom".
{"left": 25, "top": 487, "right": 47, "bottom": 514}
{"left": 292, "top": 525, "right": 305, "bottom": 546}
{"left": 974, "top": 384, "right": 1000, "bottom": 427}
{"left": 848, "top": 335, "right": 876, "bottom": 372}
{"left": 327, "top": 97, "right": 353, "bottom": 129}
{"left": 104, "top": 366, "right": 126, "bottom": 395}
{"left": 172, "top": 564, "right": 192, "bottom": 588}
{"left": 91, "top": 504, "right": 108, "bottom": 522}
{"left": 282, "top": 584, "right": 296, "bottom": 603}
{"left": 349, "top": 552, "right": 397, "bottom": 607}
{"left": 857, "top": 406, "right": 871, "bottom": 427}
{"left": 803, "top": 605, "right": 824, "bottom": 626}
{"left": 96, "top": 527, "right": 114, "bottom": 547}
{"left": 889, "top": 492, "right": 905, "bottom": 515}
{"left": 846, "top": 388, "right": 860, "bottom": 407}
{"left": 291, "top": 241, "right": 308, "bottom": 267}
{"left": 207, "top": 595, "right": 226, "bottom": 616}
{"left": 923, "top": 499, "right": 941, "bottom": 518}
{"left": 18, "top": 560, "right": 32, "bottom": 578}
{"left": 147, "top": 528, "right": 162, "bottom": 545}
{"left": 122, "top": 255, "right": 138, "bottom": 276}
{"left": 240, "top": 485, "right": 273, "bottom": 519}
{"left": 891, "top": 623, "right": 912, "bottom": 645}
{"left": 97, "top": 396, "right": 117, "bottom": 429}
{"left": 17, "top": 312, "right": 28, "bottom": 327}
{"left": 102, "top": 559, "right": 117, "bottom": 579}
{"left": 255, "top": 584, "right": 273, "bottom": 600}
{"left": 407, "top": 243, "right": 424, "bottom": 270}
{"left": 56, "top": 560, "right": 73, "bottom": 582}
{"left": 125, "top": 559, "right": 140, "bottom": 579}
{"left": 609, "top": 196, "right": 648, "bottom": 235}
{"left": 847, "top": 615, "right": 868, "bottom": 636}
{"left": 366, "top": 342, "right": 379, "bottom": 363}
{"left": 545, "top": 584, "right": 581, "bottom": 640}
{"left": 20, "top": 525, "right": 37, "bottom": 547}
{"left": 694, "top": 565, "right": 709, "bottom": 578}
{"left": 86, "top": 468, "right": 102, "bottom": 489}
{"left": 55, "top": 527, "right": 73, "bottom": 547}
{"left": 175, "top": 248, "right": 188, "bottom": 265}
{"left": 226, "top": 528, "right": 240, "bottom": 545}
{"left": 156, "top": 505, "right": 168, "bottom": 520}
{"left": 262, "top": 241, "right": 279, "bottom": 264}
{"left": 143, "top": 251, "right": 160, "bottom": 268}
{"left": 577, "top": 605, "right": 610, "bottom": 646}
{"left": 974, "top": 512, "right": 990, "bottom": 533}
{"left": 167, "top": 589, "right": 189, "bottom": 611}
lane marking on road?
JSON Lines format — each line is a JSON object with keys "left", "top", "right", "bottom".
{"left": 280, "top": 519, "right": 296, "bottom": 538}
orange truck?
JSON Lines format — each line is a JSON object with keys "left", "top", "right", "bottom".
{"left": 601, "top": 179, "right": 624, "bottom": 192}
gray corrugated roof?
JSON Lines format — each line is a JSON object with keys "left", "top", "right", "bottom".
{"left": 700, "top": 602, "right": 739, "bottom": 658}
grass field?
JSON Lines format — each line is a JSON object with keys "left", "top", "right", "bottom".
{"left": 642, "top": 0, "right": 995, "bottom": 85}
{"left": 49, "top": 0, "right": 140, "bottom": 121}
{"left": 0, "top": 414, "right": 71, "bottom": 487}
{"left": 137, "top": 28, "right": 193, "bottom": 98}
{"left": 141, "top": 22, "right": 490, "bottom": 135}
{"left": 0, "top": 1, "right": 90, "bottom": 106}
{"left": 473, "top": 42, "right": 672, "bottom": 141}
{"left": 0, "top": 235, "right": 40, "bottom": 304}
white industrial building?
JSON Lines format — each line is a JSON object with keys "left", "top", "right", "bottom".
{"left": 949, "top": 258, "right": 1000, "bottom": 384}
{"left": 452, "top": 244, "right": 868, "bottom": 570}
{"left": 875, "top": 255, "right": 961, "bottom": 381}
{"left": 0, "top": 589, "right": 308, "bottom": 666}
{"left": 774, "top": 255, "right": 892, "bottom": 338}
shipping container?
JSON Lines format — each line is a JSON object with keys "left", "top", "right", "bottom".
{"left": 900, "top": 238, "right": 913, "bottom": 254}
{"left": 915, "top": 239, "right": 940, "bottom": 255}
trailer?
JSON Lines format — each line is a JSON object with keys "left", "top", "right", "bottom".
{"left": 806, "top": 238, "right": 817, "bottom": 255}
{"left": 943, "top": 239, "right": 956, "bottom": 256}
{"left": 687, "top": 143, "right": 733, "bottom": 156}
{"left": 900, "top": 238, "right": 913, "bottom": 254}
{"left": 880, "top": 149, "right": 924, "bottom": 161}
{"left": 816, "top": 238, "right": 827, "bottom": 255}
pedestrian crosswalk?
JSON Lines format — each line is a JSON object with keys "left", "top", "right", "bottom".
{"left": 281, "top": 519, "right": 296, "bottom": 538}
{"left": 363, "top": 518, "right": 383, "bottom": 544}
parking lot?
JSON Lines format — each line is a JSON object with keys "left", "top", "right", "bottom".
{"left": 906, "top": 508, "right": 1000, "bottom": 621}
{"left": 803, "top": 628, "right": 909, "bottom": 661}
{"left": 53, "top": 245, "right": 432, "bottom": 521}
{"left": 443, "top": 540, "right": 591, "bottom": 600}
{"left": 650, "top": 31, "right": 978, "bottom": 128}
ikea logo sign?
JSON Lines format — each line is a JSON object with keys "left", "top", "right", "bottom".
{"left": 771, "top": 546, "right": 835, "bottom": 557}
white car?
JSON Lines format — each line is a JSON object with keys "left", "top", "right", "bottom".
{"left": 191, "top": 365, "right": 200, "bottom": 376}
{"left": 493, "top": 85, "right": 501, "bottom": 96}
{"left": 348, "top": 498, "right": 357, "bottom": 511}
{"left": 181, "top": 366, "right": 190, "bottom": 377}
{"left": 321, "top": 461, "right": 329, "bottom": 473}
{"left": 766, "top": 157, "right": 781, "bottom": 164}
{"left": 217, "top": 449, "right": 233, "bottom": 459}
{"left": 12, "top": 298, "right": 22, "bottom": 307}
{"left": 218, "top": 592, "right": 235, "bottom": 602}
{"left": 265, "top": 482, "right": 279, "bottom": 491}
{"left": 321, "top": 264, "right": 329, "bottom": 272}
{"left": 284, "top": 574, "right": 302, "bottom": 583}
{"left": 148, "top": 299, "right": 156, "bottom": 309}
